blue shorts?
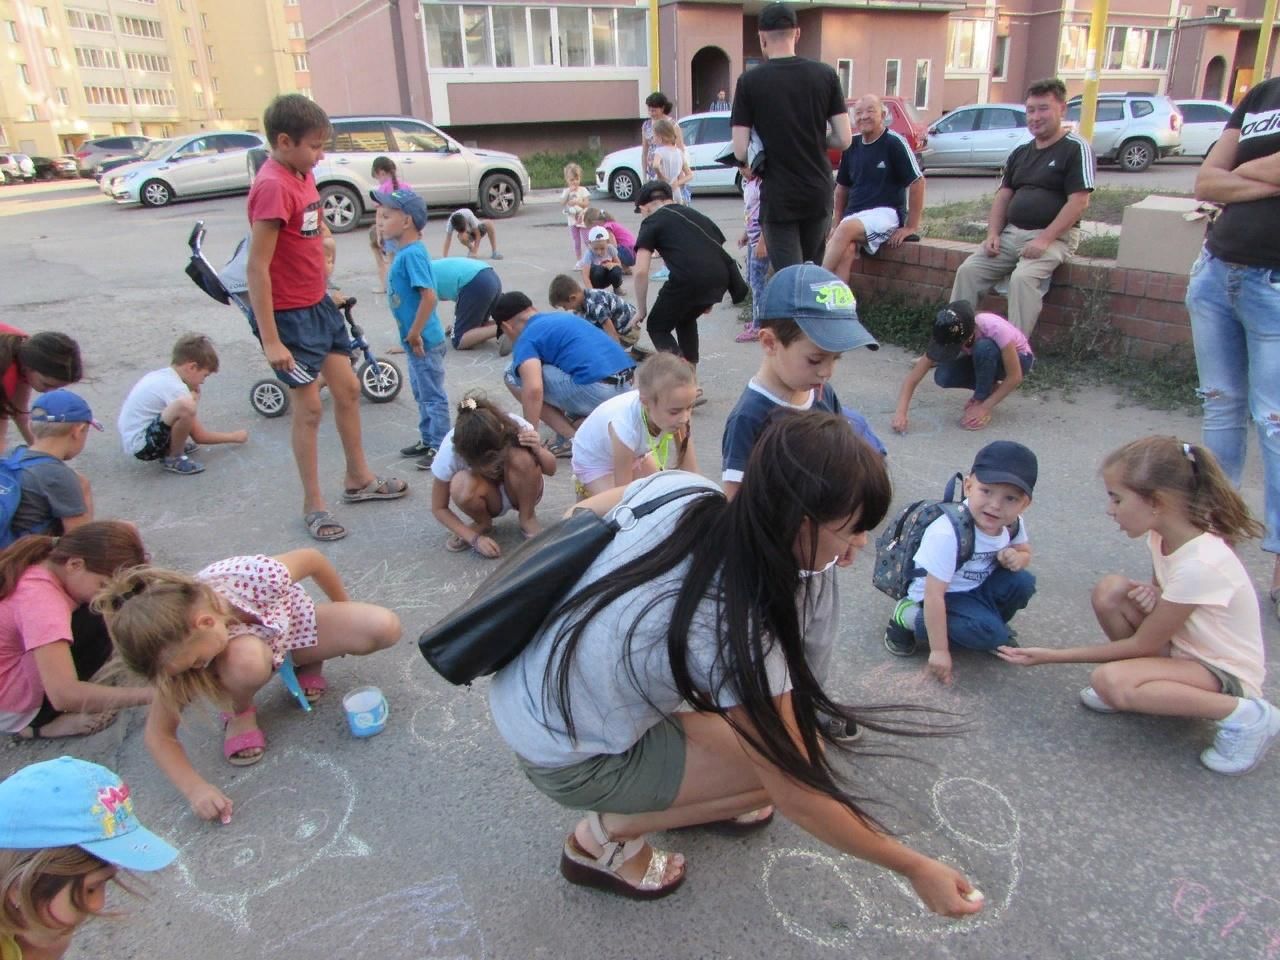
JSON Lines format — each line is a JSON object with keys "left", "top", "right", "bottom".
{"left": 451, "top": 268, "right": 503, "bottom": 349}
{"left": 250, "top": 296, "right": 350, "bottom": 388}
{"left": 134, "top": 414, "right": 173, "bottom": 462}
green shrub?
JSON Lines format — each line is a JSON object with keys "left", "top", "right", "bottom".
{"left": 523, "top": 150, "right": 603, "bottom": 190}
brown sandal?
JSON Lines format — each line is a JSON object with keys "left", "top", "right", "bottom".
{"left": 559, "top": 812, "right": 685, "bottom": 900}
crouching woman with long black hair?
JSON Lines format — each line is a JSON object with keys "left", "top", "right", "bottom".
{"left": 487, "top": 411, "right": 984, "bottom": 917}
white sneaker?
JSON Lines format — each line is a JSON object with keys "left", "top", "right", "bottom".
{"left": 1200, "top": 699, "right": 1280, "bottom": 775}
{"left": 1079, "top": 686, "right": 1117, "bottom": 713}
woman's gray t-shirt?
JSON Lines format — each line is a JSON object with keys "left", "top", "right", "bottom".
{"left": 488, "top": 471, "right": 793, "bottom": 768}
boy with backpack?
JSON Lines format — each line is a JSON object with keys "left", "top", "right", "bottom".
{"left": 2, "top": 390, "right": 99, "bottom": 543}
{"left": 880, "top": 440, "right": 1038, "bottom": 685}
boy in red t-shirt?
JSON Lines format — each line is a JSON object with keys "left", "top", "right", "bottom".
{"left": 246, "top": 94, "right": 408, "bottom": 542}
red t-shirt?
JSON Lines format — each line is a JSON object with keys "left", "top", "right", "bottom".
{"left": 246, "top": 157, "right": 326, "bottom": 310}
{"left": 0, "top": 323, "right": 27, "bottom": 403}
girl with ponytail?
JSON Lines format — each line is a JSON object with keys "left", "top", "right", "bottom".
{"left": 1001, "top": 436, "right": 1280, "bottom": 776}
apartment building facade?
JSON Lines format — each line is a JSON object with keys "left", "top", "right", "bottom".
{"left": 0, "top": 0, "right": 309, "bottom": 158}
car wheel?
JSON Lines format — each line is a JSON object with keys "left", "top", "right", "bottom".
{"left": 1118, "top": 139, "right": 1155, "bottom": 173}
{"left": 140, "top": 179, "right": 173, "bottom": 207}
{"left": 320, "top": 184, "right": 361, "bottom": 233}
{"left": 610, "top": 169, "right": 639, "bottom": 202}
{"left": 479, "top": 173, "right": 520, "bottom": 218}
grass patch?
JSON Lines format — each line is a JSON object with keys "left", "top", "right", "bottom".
{"left": 919, "top": 185, "right": 1193, "bottom": 244}
{"left": 857, "top": 296, "right": 1198, "bottom": 412}
{"left": 1076, "top": 234, "right": 1120, "bottom": 258}
{"left": 523, "top": 149, "right": 603, "bottom": 190}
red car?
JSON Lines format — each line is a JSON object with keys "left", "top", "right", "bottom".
{"left": 828, "top": 95, "right": 929, "bottom": 168}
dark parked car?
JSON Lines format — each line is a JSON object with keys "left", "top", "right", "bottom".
{"left": 31, "top": 156, "right": 79, "bottom": 180}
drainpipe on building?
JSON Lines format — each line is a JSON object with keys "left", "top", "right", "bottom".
{"left": 1078, "top": 0, "right": 1110, "bottom": 141}
{"left": 1254, "top": 0, "right": 1278, "bottom": 82}
{"left": 388, "top": 0, "right": 413, "bottom": 116}
{"left": 649, "top": 0, "right": 661, "bottom": 93}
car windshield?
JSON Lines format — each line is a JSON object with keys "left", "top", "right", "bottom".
{"left": 141, "top": 139, "right": 177, "bottom": 160}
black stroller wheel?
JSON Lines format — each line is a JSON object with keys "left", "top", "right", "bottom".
{"left": 358, "top": 359, "right": 402, "bottom": 403}
{"left": 250, "top": 379, "right": 289, "bottom": 418}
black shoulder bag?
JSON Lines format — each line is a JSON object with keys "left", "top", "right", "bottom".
{"left": 418, "top": 484, "right": 712, "bottom": 685}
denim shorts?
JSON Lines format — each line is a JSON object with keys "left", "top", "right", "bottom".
{"left": 517, "top": 719, "right": 686, "bottom": 814}
{"left": 250, "top": 296, "right": 350, "bottom": 388}
{"left": 504, "top": 363, "right": 633, "bottom": 418}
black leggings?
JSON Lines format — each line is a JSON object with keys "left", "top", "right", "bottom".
{"left": 589, "top": 264, "right": 623, "bottom": 291}
{"left": 30, "top": 606, "right": 114, "bottom": 730}
{"left": 647, "top": 285, "right": 710, "bottom": 365}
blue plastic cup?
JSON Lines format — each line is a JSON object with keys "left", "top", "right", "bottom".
{"left": 342, "top": 686, "right": 388, "bottom": 738}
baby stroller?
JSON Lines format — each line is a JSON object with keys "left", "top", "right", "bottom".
{"left": 185, "top": 220, "right": 402, "bottom": 418}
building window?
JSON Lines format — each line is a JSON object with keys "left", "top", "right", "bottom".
{"left": 57, "top": 87, "right": 70, "bottom": 105}
{"left": 211, "top": 76, "right": 219, "bottom": 91}
{"left": 558, "top": 7, "right": 589, "bottom": 66}
{"left": 25, "top": 105, "right": 39, "bottom": 122}
{"left": 184, "top": 27, "right": 192, "bottom": 44}
{"left": 590, "top": 9, "right": 614, "bottom": 67}
{"left": 18, "top": 64, "right": 30, "bottom": 86}
{"left": 1104, "top": 26, "right": 1172, "bottom": 71}
{"left": 424, "top": 5, "right": 465, "bottom": 68}
{"left": 992, "top": 34, "right": 1010, "bottom": 79}
{"left": 132, "top": 86, "right": 175, "bottom": 106}
{"left": 1058, "top": 24, "right": 1090, "bottom": 71}
{"left": 47, "top": 47, "right": 61, "bottom": 67}
{"left": 914, "top": 59, "right": 930, "bottom": 108}
{"left": 298, "top": 87, "right": 312, "bottom": 99}
{"left": 5, "top": 20, "right": 18, "bottom": 42}
{"left": 189, "top": 59, "right": 198, "bottom": 75}
{"left": 83, "top": 84, "right": 129, "bottom": 105}
{"left": 206, "top": 44, "right": 215, "bottom": 62}
{"left": 288, "top": 21, "right": 304, "bottom": 39}
{"left": 66, "top": 9, "right": 112, "bottom": 32}
{"left": 216, "top": 108, "right": 224, "bottom": 119}
{"left": 462, "top": 6, "right": 492, "bottom": 67}
{"left": 616, "top": 9, "right": 645, "bottom": 66}
{"left": 884, "top": 59, "right": 900, "bottom": 96}
{"left": 293, "top": 53, "right": 309, "bottom": 72}
{"left": 493, "top": 5, "right": 529, "bottom": 67}
{"left": 194, "top": 91, "right": 203, "bottom": 107}
{"left": 200, "top": 13, "right": 208, "bottom": 29}
{"left": 118, "top": 16, "right": 163, "bottom": 39}
{"left": 38, "top": 8, "right": 51, "bottom": 28}
{"left": 836, "top": 58, "right": 852, "bottom": 97}
{"left": 125, "top": 52, "right": 171, "bottom": 72}
{"left": 947, "top": 19, "right": 993, "bottom": 71}
{"left": 530, "top": 7, "right": 553, "bottom": 65}
{"left": 287, "top": 0, "right": 299, "bottom": 6}
{"left": 75, "top": 46, "right": 119, "bottom": 69}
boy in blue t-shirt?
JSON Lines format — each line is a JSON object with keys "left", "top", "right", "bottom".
{"left": 492, "top": 292, "right": 635, "bottom": 458}
{"left": 720, "top": 263, "right": 879, "bottom": 742}
{"left": 429, "top": 257, "right": 504, "bottom": 351}
{"left": 372, "top": 188, "right": 449, "bottom": 469}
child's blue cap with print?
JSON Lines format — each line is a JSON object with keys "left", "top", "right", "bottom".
{"left": 30, "top": 389, "right": 103, "bottom": 431}
{"left": 0, "top": 757, "right": 177, "bottom": 870}
{"left": 758, "top": 263, "right": 878, "bottom": 352}
{"left": 370, "top": 187, "right": 428, "bottom": 230}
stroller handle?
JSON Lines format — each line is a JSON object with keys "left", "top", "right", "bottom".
{"left": 188, "top": 220, "right": 206, "bottom": 254}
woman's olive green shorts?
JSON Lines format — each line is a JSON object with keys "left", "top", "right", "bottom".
{"left": 517, "top": 719, "right": 687, "bottom": 814}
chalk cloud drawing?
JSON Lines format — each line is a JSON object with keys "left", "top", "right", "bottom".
{"left": 399, "top": 651, "right": 488, "bottom": 750}
{"left": 762, "top": 776, "right": 1021, "bottom": 946}
{"left": 158, "top": 748, "right": 370, "bottom": 930}
{"left": 262, "top": 876, "right": 486, "bottom": 960}
{"left": 1168, "top": 876, "right": 1280, "bottom": 959}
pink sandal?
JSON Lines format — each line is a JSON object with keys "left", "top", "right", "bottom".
{"left": 296, "top": 671, "right": 327, "bottom": 704}
{"left": 220, "top": 706, "right": 266, "bottom": 767}
{"left": 735, "top": 327, "right": 760, "bottom": 343}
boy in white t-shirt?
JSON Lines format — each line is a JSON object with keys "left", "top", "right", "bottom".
{"left": 886, "top": 440, "right": 1038, "bottom": 685}
{"left": 116, "top": 334, "right": 248, "bottom": 476}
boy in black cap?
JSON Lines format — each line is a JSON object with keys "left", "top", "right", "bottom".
{"left": 890, "top": 300, "right": 1035, "bottom": 433}
{"left": 886, "top": 440, "right": 1038, "bottom": 685}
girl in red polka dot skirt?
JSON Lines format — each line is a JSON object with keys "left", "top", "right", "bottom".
{"left": 98, "top": 549, "right": 401, "bottom": 823}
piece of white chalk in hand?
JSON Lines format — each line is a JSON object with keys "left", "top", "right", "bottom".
{"left": 220, "top": 812, "right": 232, "bottom": 825}
{"left": 963, "top": 888, "right": 984, "bottom": 903}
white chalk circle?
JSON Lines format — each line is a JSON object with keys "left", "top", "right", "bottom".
{"left": 930, "top": 777, "right": 1020, "bottom": 851}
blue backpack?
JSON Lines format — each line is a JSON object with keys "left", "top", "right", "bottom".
{"left": 0, "top": 448, "right": 59, "bottom": 549}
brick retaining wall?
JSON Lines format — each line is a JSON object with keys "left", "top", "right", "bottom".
{"left": 845, "top": 238, "right": 1192, "bottom": 360}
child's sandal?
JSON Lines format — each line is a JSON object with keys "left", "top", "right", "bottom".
{"left": 220, "top": 707, "right": 266, "bottom": 767}
{"left": 559, "top": 811, "right": 685, "bottom": 900}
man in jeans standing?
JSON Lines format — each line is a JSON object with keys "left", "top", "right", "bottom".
{"left": 1187, "top": 74, "right": 1280, "bottom": 619}
{"left": 729, "top": 2, "right": 851, "bottom": 270}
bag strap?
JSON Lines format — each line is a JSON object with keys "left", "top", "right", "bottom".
{"left": 657, "top": 205, "right": 733, "bottom": 265}
{"left": 942, "top": 471, "right": 964, "bottom": 503}
{"left": 608, "top": 483, "right": 714, "bottom": 529}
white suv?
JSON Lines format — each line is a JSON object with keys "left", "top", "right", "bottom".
{"left": 313, "top": 116, "right": 531, "bottom": 233}
{"left": 1065, "top": 93, "right": 1183, "bottom": 172}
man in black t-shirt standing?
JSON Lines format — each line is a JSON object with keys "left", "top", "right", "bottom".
{"left": 950, "top": 78, "right": 1094, "bottom": 335}
{"left": 1187, "top": 75, "right": 1280, "bottom": 616}
{"left": 632, "top": 180, "right": 730, "bottom": 382}
{"left": 822, "top": 94, "right": 926, "bottom": 282}
{"left": 730, "top": 2, "right": 851, "bottom": 271}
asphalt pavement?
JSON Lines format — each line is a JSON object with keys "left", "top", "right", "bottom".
{"left": 1, "top": 165, "right": 1274, "bottom": 960}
